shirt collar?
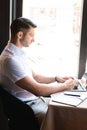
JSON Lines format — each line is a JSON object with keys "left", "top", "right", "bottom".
{"left": 5, "top": 42, "right": 26, "bottom": 56}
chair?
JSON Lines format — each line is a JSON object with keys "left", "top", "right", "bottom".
{"left": 0, "top": 98, "right": 9, "bottom": 130}
{"left": 0, "top": 85, "right": 40, "bottom": 130}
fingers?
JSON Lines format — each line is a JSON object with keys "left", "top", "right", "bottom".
{"left": 64, "top": 79, "right": 78, "bottom": 90}
{"left": 61, "top": 76, "right": 75, "bottom": 82}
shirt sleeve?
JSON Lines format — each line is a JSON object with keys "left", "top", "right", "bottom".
{"left": 4, "top": 57, "right": 28, "bottom": 83}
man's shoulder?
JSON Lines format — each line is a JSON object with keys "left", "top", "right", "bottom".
{"left": 0, "top": 55, "right": 21, "bottom": 69}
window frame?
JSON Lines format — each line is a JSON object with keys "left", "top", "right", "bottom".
{"left": 78, "top": 0, "right": 87, "bottom": 78}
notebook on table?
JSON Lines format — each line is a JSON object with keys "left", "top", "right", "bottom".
{"left": 51, "top": 92, "right": 84, "bottom": 107}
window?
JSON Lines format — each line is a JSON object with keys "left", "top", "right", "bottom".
{"left": 22, "top": 0, "right": 83, "bottom": 77}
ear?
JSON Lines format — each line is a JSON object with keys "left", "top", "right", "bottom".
{"left": 17, "top": 31, "right": 23, "bottom": 39}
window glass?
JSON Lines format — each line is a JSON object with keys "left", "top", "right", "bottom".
{"left": 22, "top": 0, "right": 83, "bottom": 77}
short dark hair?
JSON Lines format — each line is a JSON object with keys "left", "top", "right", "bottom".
{"left": 11, "top": 17, "right": 37, "bottom": 37}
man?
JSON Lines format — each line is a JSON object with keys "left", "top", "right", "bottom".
{"left": 0, "top": 17, "right": 77, "bottom": 127}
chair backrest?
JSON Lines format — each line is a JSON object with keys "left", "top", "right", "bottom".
{"left": 0, "top": 85, "right": 40, "bottom": 130}
{"left": 0, "top": 98, "right": 9, "bottom": 130}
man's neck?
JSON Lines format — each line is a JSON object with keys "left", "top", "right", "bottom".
{"left": 10, "top": 38, "right": 23, "bottom": 48}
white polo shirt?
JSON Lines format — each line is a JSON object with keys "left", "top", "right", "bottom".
{"left": 0, "top": 42, "right": 38, "bottom": 101}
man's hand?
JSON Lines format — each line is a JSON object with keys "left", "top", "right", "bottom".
{"left": 56, "top": 76, "right": 74, "bottom": 83}
{"left": 64, "top": 79, "right": 78, "bottom": 90}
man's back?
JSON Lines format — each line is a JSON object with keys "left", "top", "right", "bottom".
{"left": 0, "top": 42, "right": 38, "bottom": 100}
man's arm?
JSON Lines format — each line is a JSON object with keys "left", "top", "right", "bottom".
{"left": 32, "top": 70, "right": 73, "bottom": 84}
{"left": 16, "top": 76, "right": 77, "bottom": 96}
{"left": 32, "top": 71, "right": 56, "bottom": 83}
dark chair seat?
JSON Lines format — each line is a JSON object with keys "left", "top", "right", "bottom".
{"left": 0, "top": 85, "right": 40, "bottom": 130}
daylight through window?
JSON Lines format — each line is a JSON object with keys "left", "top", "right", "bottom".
{"left": 22, "top": 0, "right": 83, "bottom": 77}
